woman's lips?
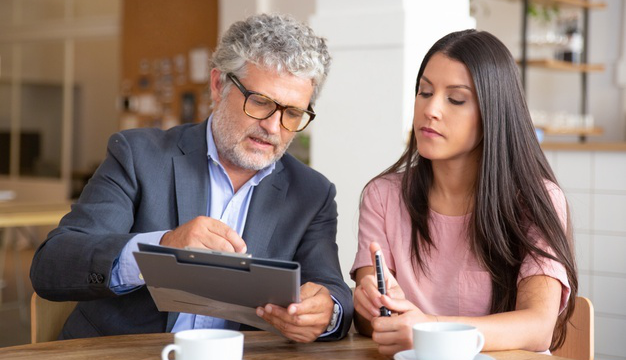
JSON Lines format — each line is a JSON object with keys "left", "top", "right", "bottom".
{"left": 420, "top": 127, "right": 442, "bottom": 138}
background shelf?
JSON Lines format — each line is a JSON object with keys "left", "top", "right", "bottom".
{"left": 522, "top": 59, "right": 605, "bottom": 72}
{"left": 530, "top": 0, "right": 607, "bottom": 9}
{"left": 539, "top": 125, "right": 604, "bottom": 136}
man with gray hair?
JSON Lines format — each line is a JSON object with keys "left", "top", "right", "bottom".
{"left": 31, "top": 14, "right": 353, "bottom": 342}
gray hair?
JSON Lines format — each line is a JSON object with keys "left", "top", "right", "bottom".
{"left": 210, "top": 13, "right": 331, "bottom": 105}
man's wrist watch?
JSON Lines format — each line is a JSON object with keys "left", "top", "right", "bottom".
{"left": 326, "top": 303, "right": 340, "bottom": 332}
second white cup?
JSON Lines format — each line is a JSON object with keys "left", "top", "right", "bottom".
{"left": 161, "top": 329, "right": 244, "bottom": 360}
{"left": 412, "top": 322, "right": 484, "bottom": 360}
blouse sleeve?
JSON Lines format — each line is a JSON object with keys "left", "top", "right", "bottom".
{"left": 350, "top": 178, "right": 397, "bottom": 280}
{"left": 517, "top": 181, "right": 571, "bottom": 314}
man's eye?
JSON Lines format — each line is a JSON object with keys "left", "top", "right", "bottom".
{"left": 285, "top": 108, "right": 304, "bottom": 119}
{"left": 249, "top": 95, "right": 272, "bottom": 107}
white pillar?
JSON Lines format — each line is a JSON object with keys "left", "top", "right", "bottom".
{"left": 310, "top": 0, "right": 473, "bottom": 285}
{"left": 218, "top": 0, "right": 316, "bottom": 35}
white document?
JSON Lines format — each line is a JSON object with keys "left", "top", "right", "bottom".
{"left": 148, "top": 287, "right": 282, "bottom": 335}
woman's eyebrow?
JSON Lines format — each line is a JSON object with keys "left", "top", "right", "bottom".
{"left": 447, "top": 84, "right": 472, "bottom": 91}
{"left": 421, "top": 76, "right": 471, "bottom": 91}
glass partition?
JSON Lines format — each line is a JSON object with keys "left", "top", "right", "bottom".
{"left": 0, "top": 0, "right": 13, "bottom": 25}
{"left": 0, "top": 44, "right": 12, "bottom": 175}
{"left": 0, "top": 0, "right": 120, "bottom": 192}
{"left": 20, "top": 0, "right": 66, "bottom": 23}
{"left": 74, "top": 0, "right": 120, "bottom": 18}
{"left": 19, "top": 42, "right": 65, "bottom": 178}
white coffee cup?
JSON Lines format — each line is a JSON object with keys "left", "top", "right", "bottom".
{"left": 412, "top": 322, "right": 484, "bottom": 360}
{"left": 161, "top": 329, "right": 244, "bottom": 360}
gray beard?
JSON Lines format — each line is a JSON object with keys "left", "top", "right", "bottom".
{"left": 211, "top": 104, "right": 293, "bottom": 171}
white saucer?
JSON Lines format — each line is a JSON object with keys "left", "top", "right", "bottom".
{"left": 394, "top": 350, "right": 495, "bottom": 360}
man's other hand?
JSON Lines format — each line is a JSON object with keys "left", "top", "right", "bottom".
{"left": 256, "top": 282, "right": 335, "bottom": 342}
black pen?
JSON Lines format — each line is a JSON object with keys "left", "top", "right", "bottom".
{"left": 375, "top": 250, "right": 391, "bottom": 316}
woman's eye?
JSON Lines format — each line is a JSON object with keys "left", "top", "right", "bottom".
{"left": 418, "top": 92, "right": 432, "bottom": 98}
{"left": 449, "top": 98, "right": 465, "bottom": 105}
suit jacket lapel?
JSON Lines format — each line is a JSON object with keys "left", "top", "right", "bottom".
{"left": 242, "top": 160, "right": 288, "bottom": 257}
{"left": 167, "top": 122, "right": 209, "bottom": 328}
{"left": 173, "top": 121, "right": 209, "bottom": 226}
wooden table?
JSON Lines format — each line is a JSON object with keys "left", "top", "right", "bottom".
{"left": 0, "top": 331, "right": 572, "bottom": 360}
{"left": 0, "top": 201, "right": 71, "bottom": 228}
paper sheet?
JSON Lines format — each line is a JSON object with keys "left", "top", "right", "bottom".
{"left": 148, "top": 286, "right": 282, "bottom": 335}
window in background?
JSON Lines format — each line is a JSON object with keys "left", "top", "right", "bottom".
{"left": 20, "top": 0, "right": 66, "bottom": 23}
{"left": 0, "top": 42, "right": 65, "bottom": 180}
{"left": 72, "top": 37, "right": 120, "bottom": 198}
{"left": 0, "top": 44, "right": 11, "bottom": 175}
{"left": 73, "top": 0, "right": 121, "bottom": 18}
{"left": 0, "top": 0, "right": 120, "bottom": 200}
{"left": 20, "top": 42, "right": 65, "bottom": 178}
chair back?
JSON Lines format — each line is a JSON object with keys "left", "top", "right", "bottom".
{"left": 30, "top": 292, "right": 77, "bottom": 343}
{"left": 553, "top": 296, "right": 594, "bottom": 360}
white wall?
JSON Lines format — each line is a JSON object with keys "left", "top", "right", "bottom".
{"left": 545, "top": 149, "right": 626, "bottom": 360}
{"left": 218, "top": 0, "right": 315, "bottom": 36}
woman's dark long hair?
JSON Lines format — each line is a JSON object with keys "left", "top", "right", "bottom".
{"left": 377, "top": 29, "right": 577, "bottom": 351}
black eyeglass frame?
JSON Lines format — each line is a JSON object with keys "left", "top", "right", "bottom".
{"left": 226, "top": 72, "right": 316, "bottom": 132}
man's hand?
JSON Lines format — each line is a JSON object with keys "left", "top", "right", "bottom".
{"left": 160, "top": 216, "right": 247, "bottom": 253}
{"left": 256, "top": 282, "right": 335, "bottom": 343}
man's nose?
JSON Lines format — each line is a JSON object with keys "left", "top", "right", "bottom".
{"left": 259, "top": 109, "right": 283, "bottom": 134}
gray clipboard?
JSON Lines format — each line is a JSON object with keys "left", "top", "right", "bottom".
{"left": 134, "top": 243, "right": 300, "bottom": 309}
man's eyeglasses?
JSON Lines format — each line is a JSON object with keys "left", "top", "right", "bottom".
{"left": 227, "top": 73, "right": 316, "bottom": 132}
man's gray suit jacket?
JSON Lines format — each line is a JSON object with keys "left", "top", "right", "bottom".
{"left": 30, "top": 120, "right": 353, "bottom": 341}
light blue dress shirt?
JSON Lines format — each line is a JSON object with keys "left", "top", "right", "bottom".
{"left": 110, "top": 116, "right": 341, "bottom": 336}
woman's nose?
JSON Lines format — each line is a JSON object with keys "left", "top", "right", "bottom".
{"left": 422, "top": 96, "right": 442, "bottom": 121}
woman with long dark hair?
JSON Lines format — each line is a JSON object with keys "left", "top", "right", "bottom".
{"left": 351, "top": 29, "right": 577, "bottom": 356}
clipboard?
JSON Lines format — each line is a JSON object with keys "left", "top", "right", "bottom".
{"left": 133, "top": 243, "right": 300, "bottom": 333}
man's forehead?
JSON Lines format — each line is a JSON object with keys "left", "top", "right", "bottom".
{"left": 238, "top": 65, "right": 314, "bottom": 106}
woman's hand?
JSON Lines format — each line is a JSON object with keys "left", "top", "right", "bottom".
{"left": 354, "top": 243, "right": 406, "bottom": 322}
{"left": 353, "top": 242, "right": 436, "bottom": 356}
{"left": 371, "top": 296, "right": 435, "bottom": 356}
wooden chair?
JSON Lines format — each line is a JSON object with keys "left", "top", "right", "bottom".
{"left": 30, "top": 292, "right": 77, "bottom": 343}
{"left": 553, "top": 296, "right": 594, "bottom": 360}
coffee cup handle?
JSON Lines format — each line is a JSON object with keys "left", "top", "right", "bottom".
{"left": 161, "top": 344, "right": 181, "bottom": 360}
{"left": 475, "top": 332, "right": 485, "bottom": 354}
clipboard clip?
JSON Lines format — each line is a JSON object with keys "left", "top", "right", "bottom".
{"left": 184, "top": 246, "right": 253, "bottom": 258}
